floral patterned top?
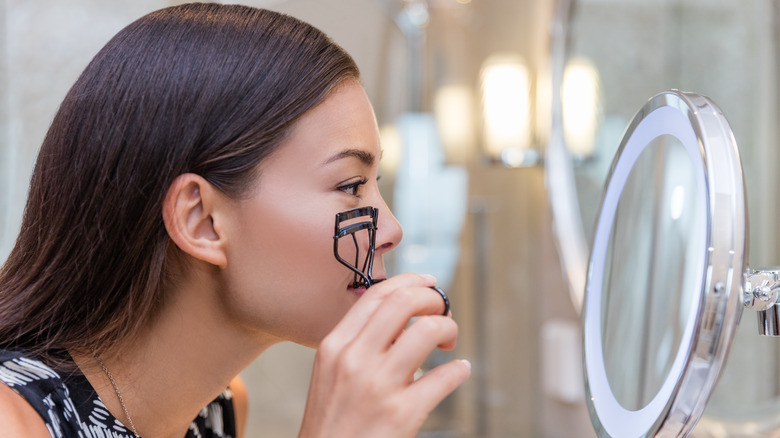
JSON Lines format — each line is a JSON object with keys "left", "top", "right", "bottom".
{"left": 0, "top": 349, "right": 237, "bottom": 438}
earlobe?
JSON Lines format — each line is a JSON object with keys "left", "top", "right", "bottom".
{"left": 163, "top": 174, "right": 228, "bottom": 268}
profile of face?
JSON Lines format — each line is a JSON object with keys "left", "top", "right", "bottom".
{"left": 217, "top": 80, "right": 403, "bottom": 347}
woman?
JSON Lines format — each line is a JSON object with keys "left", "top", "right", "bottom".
{"left": 0, "top": 3, "right": 470, "bottom": 437}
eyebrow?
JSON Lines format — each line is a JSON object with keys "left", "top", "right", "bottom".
{"left": 322, "top": 148, "right": 376, "bottom": 167}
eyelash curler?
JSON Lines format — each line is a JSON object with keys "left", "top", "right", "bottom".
{"left": 333, "top": 206, "right": 379, "bottom": 289}
{"left": 333, "top": 206, "right": 450, "bottom": 316}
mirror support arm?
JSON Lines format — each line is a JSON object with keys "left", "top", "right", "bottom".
{"left": 743, "top": 268, "right": 780, "bottom": 335}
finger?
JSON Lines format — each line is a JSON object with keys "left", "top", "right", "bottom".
{"left": 405, "top": 359, "right": 471, "bottom": 413}
{"left": 384, "top": 315, "right": 459, "bottom": 382}
{"left": 402, "top": 315, "right": 459, "bottom": 352}
{"left": 351, "top": 284, "right": 451, "bottom": 354}
{"left": 325, "top": 273, "right": 436, "bottom": 348}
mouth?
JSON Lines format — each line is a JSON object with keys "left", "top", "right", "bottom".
{"left": 347, "top": 284, "right": 368, "bottom": 296}
{"left": 346, "top": 276, "right": 385, "bottom": 296}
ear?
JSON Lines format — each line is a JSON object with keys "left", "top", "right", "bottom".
{"left": 163, "top": 173, "right": 228, "bottom": 268}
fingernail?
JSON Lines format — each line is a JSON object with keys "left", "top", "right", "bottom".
{"left": 460, "top": 359, "right": 471, "bottom": 371}
{"left": 422, "top": 274, "right": 437, "bottom": 283}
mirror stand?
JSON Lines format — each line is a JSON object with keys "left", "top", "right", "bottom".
{"left": 744, "top": 268, "right": 780, "bottom": 335}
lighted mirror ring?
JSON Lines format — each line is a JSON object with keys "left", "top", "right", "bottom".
{"left": 583, "top": 101, "right": 707, "bottom": 437}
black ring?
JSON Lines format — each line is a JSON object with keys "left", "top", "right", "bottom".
{"left": 430, "top": 286, "right": 450, "bottom": 316}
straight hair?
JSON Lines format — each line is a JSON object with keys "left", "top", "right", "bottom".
{"left": 0, "top": 3, "right": 359, "bottom": 369}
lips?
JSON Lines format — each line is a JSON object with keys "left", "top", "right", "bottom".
{"left": 346, "top": 277, "right": 385, "bottom": 296}
{"left": 347, "top": 284, "right": 367, "bottom": 296}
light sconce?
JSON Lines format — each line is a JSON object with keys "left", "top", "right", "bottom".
{"left": 479, "top": 53, "right": 537, "bottom": 167}
{"left": 561, "top": 56, "right": 601, "bottom": 158}
{"left": 434, "top": 84, "right": 476, "bottom": 166}
{"left": 379, "top": 123, "right": 403, "bottom": 176}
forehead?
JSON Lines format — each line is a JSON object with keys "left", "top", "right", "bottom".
{"left": 272, "top": 81, "right": 381, "bottom": 166}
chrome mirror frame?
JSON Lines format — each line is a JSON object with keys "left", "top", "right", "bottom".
{"left": 582, "top": 90, "right": 747, "bottom": 437}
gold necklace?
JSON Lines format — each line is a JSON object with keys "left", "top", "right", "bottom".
{"left": 92, "top": 352, "right": 141, "bottom": 438}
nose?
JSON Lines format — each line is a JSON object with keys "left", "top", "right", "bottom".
{"left": 375, "top": 197, "right": 402, "bottom": 255}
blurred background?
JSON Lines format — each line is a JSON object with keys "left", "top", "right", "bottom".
{"left": 3, "top": 0, "right": 780, "bottom": 436}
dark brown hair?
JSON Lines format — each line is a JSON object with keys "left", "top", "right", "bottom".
{"left": 0, "top": 3, "right": 359, "bottom": 368}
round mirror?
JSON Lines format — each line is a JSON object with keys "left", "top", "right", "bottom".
{"left": 583, "top": 90, "right": 747, "bottom": 437}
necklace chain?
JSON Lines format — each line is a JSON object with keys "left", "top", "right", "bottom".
{"left": 93, "top": 352, "right": 141, "bottom": 438}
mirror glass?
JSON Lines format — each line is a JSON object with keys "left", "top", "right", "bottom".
{"left": 601, "top": 134, "right": 702, "bottom": 411}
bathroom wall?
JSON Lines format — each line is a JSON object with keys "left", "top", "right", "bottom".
{"left": 0, "top": 0, "right": 8, "bottom": 257}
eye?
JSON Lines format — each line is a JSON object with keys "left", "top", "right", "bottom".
{"left": 338, "top": 178, "right": 368, "bottom": 197}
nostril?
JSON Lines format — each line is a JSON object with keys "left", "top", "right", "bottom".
{"left": 376, "top": 241, "right": 395, "bottom": 252}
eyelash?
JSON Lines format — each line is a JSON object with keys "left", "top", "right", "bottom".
{"left": 338, "top": 178, "right": 369, "bottom": 197}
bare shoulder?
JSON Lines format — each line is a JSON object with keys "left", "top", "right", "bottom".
{"left": 0, "top": 382, "right": 50, "bottom": 437}
{"left": 229, "top": 375, "right": 249, "bottom": 438}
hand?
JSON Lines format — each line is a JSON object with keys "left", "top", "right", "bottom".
{"left": 298, "top": 273, "right": 471, "bottom": 438}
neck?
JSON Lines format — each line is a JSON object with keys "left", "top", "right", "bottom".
{"left": 73, "top": 264, "right": 281, "bottom": 438}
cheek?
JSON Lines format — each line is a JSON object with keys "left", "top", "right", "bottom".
{"left": 221, "top": 199, "right": 358, "bottom": 343}
{"left": 236, "top": 189, "right": 333, "bottom": 273}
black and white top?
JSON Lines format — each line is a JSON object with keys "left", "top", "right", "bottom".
{"left": 0, "top": 349, "right": 237, "bottom": 438}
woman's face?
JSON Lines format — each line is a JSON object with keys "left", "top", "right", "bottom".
{"left": 220, "top": 80, "right": 402, "bottom": 347}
